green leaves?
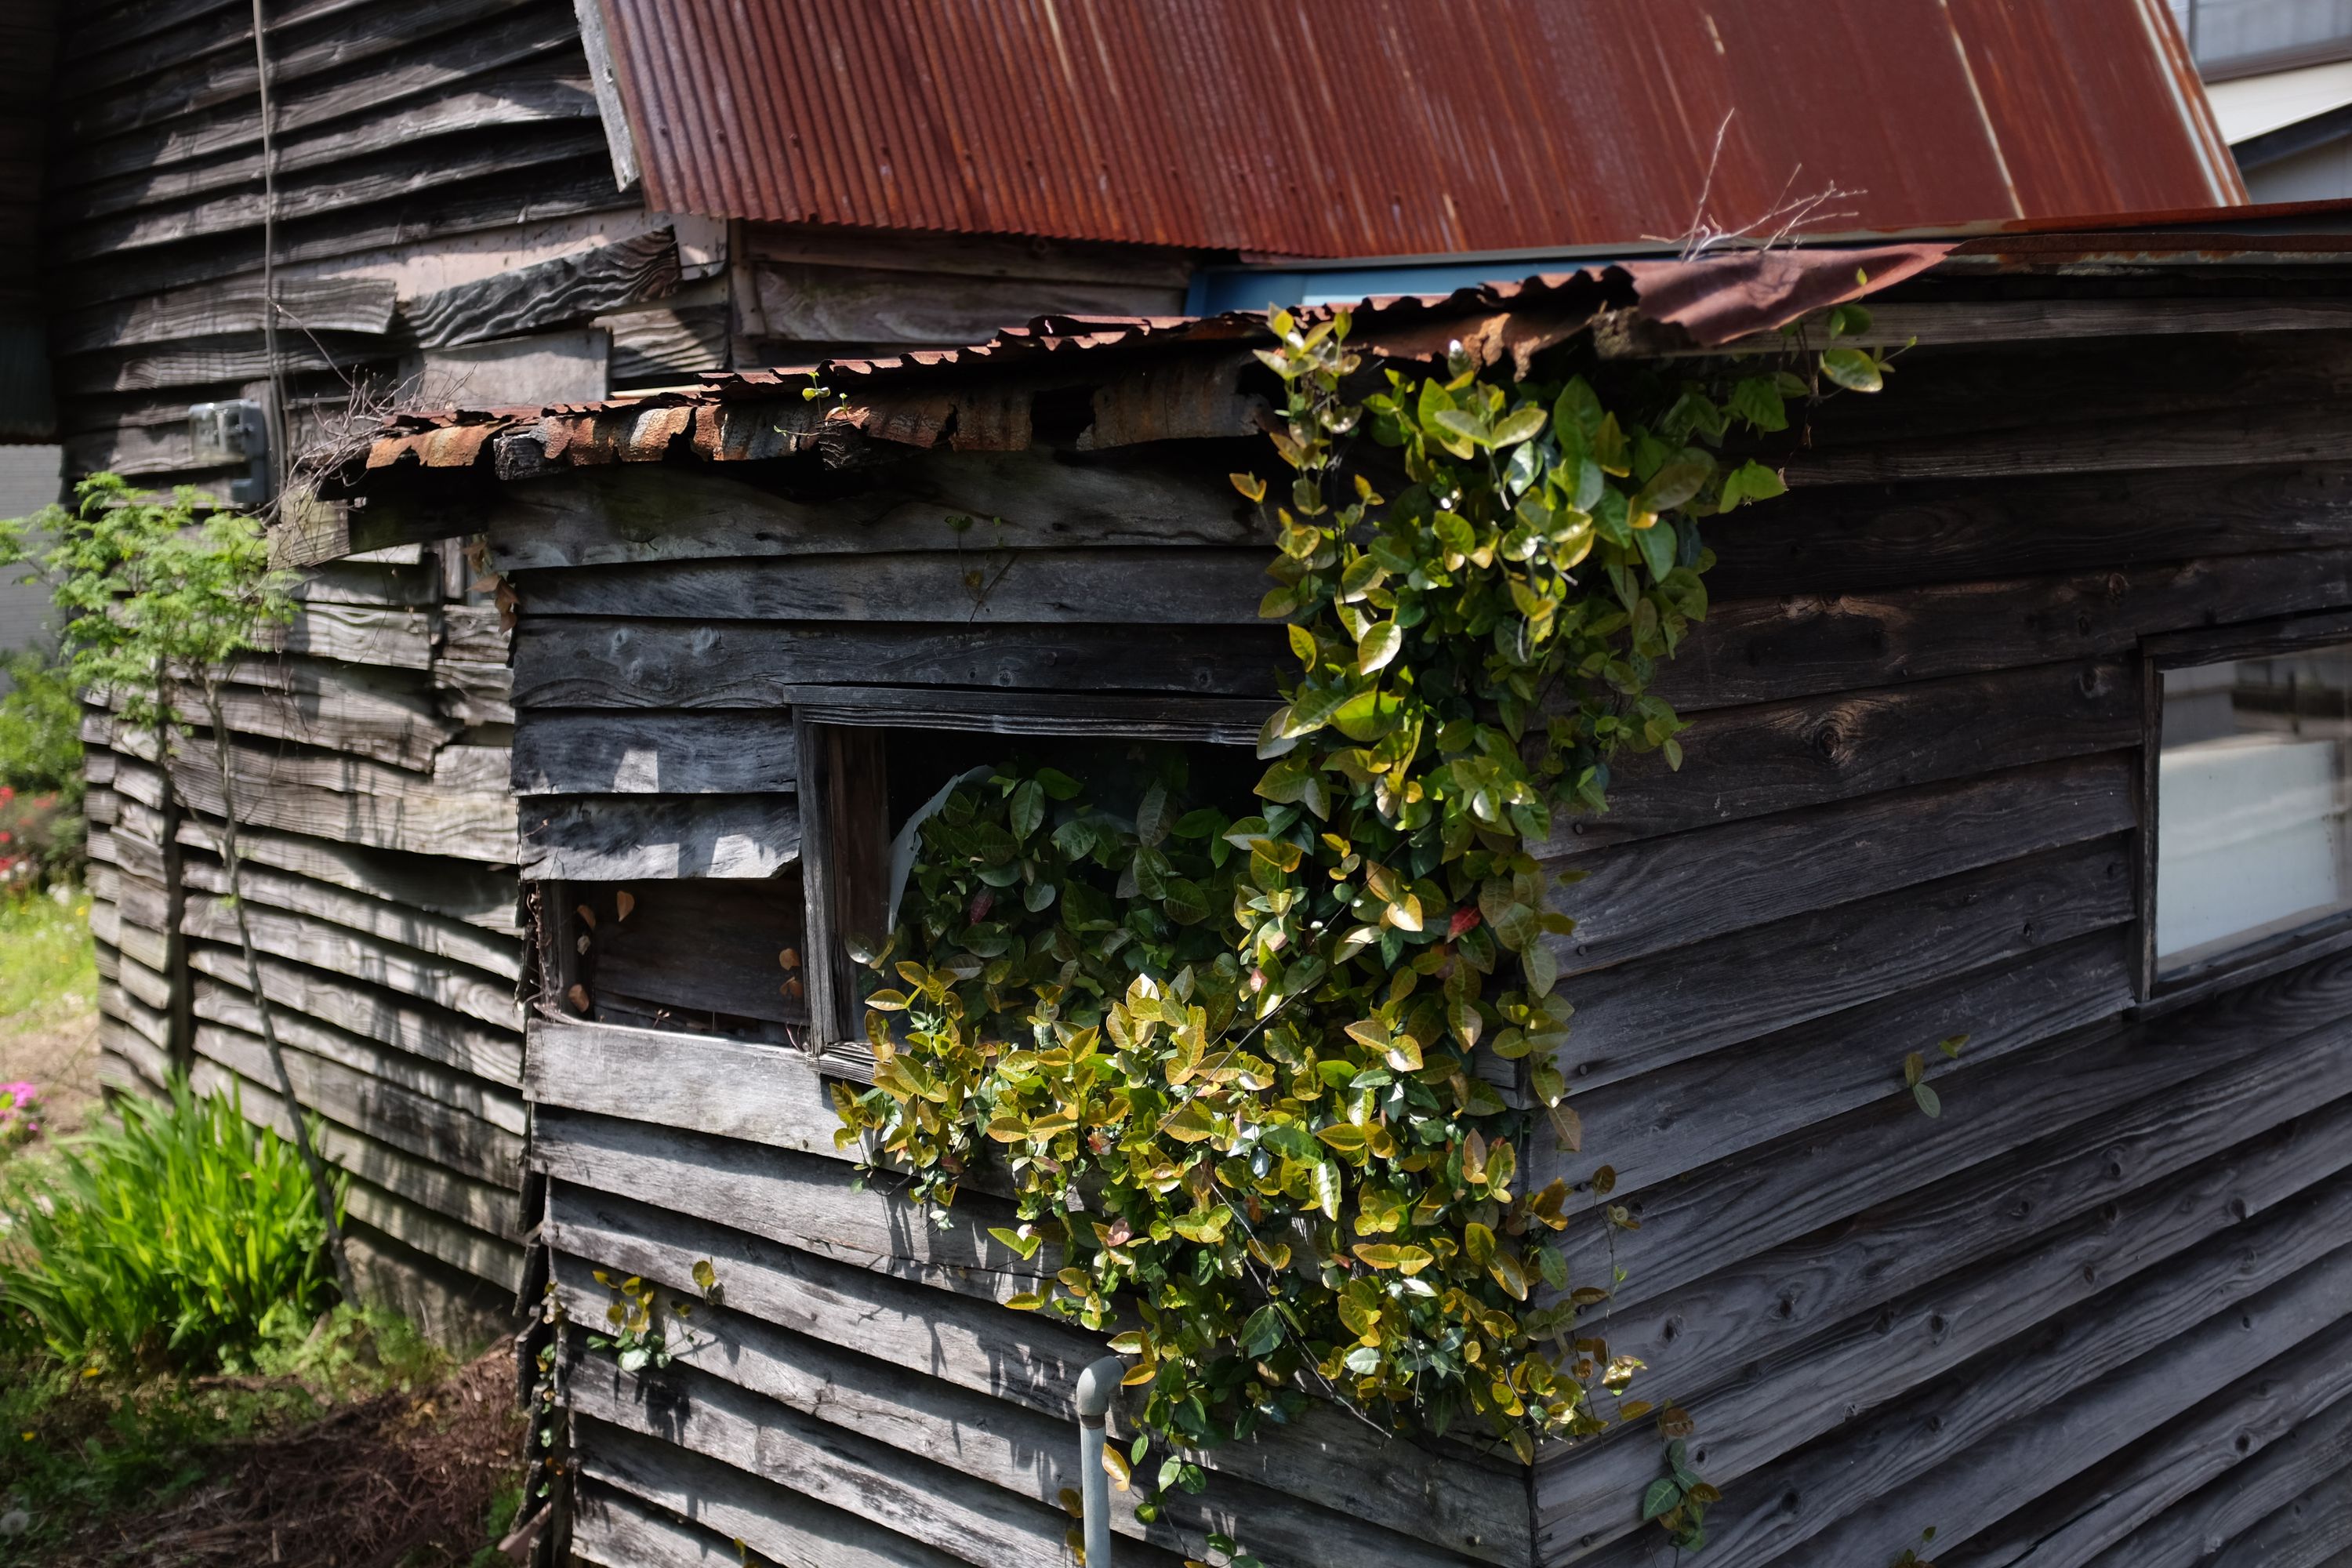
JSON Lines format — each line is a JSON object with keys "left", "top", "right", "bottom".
{"left": 1820, "top": 346, "right": 1886, "bottom": 392}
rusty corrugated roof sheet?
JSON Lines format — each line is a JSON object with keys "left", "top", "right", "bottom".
{"left": 348, "top": 244, "right": 1951, "bottom": 480}
{"left": 593, "top": 0, "right": 2244, "bottom": 257}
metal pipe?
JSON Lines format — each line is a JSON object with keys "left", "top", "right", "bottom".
{"left": 1075, "top": 1356, "right": 1126, "bottom": 1568}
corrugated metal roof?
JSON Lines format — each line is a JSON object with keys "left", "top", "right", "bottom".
{"left": 594, "top": 0, "right": 2245, "bottom": 257}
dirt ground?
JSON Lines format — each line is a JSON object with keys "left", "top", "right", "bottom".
{"left": 0, "top": 1001, "right": 99, "bottom": 1141}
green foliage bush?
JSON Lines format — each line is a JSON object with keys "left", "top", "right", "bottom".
{"left": 0, "top": 649, "right": 82, "bottom": 804}
{"left": 0, "top": 1079, "right": 345, "bottom": 1374}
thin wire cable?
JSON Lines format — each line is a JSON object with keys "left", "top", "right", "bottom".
{"left": 249, "top": 0, "right": 287, "bottom": 503}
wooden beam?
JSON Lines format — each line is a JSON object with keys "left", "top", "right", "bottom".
{"left": 521, "top": 793, "right": 797, "bottom": 880}
{"left": 514, "top": 711, "right": 797, "bottom": 797}
{"left": 527, "top": 1018, "right": 837, "bottom": 1156}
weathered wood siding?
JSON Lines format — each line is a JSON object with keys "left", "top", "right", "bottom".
{"left": 82, "top": 542, "right": 528, "bottom": 1337}
{"left": 490, "top": 307, "right": 2352, "bottom": 1564}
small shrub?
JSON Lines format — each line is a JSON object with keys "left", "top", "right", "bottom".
{"left": 0, "top": 1079, "right": 345, "bottom": 1374}
{"left": 0, "top": 649, "right": 80, "bottom": 806}
{"left": 0, "top": 789, "right": 78, "bottom": 893}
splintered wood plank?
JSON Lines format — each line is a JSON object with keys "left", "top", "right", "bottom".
{"left": 1556, "top": 836, "right": 2133, "bottom": 1091}
{"left": 543, "top": 1182, "right": 1525, "bottom": 1555}
{"left": 551, "top": 1254, "right": 1502, "bottom": 1568}
{"left": 485, "top": 450, "right": 1261, "bottom": 572}
{"left": 514, "top": 712, "right": 797, "bottom": 796}
{"left": 510, "top": 618, "right": 1285, "bottom": 708}
{"left": 510, "top": 550, "right": 1272, "bottom": 625}
{"left": 1554, "top": 659, "right": 2140, "bottom": 851}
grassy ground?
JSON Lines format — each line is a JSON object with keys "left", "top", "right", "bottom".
{"left": 0, "top": 888, "right": 99, "bottom": 1138}
{"left": 0, "top": 892, "right": 527, "bottom": 1565}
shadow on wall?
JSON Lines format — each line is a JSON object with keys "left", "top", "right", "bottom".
{"left": 0, "top": 444, "right": 62, "bottom": 688}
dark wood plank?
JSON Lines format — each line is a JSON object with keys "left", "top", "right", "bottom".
{"left": 1684, "top": 1247, "right": 2352, "bottom": 1568}
{"left": 1556, "top": 754, "right": 2135, "bottom": 978}
{"left": 1659, "top": 548, "right": 2352, "bottom": 712}
{"left": 575, "top": 1448, "right": 965, "bottom": 1568}
{"left": 2074, "top": 1397, "right": 2352, "bottom": 1568}
{"left": 570, "top": 881, "right": 807, "bottom": 1026}
{"left": 485, "top": 448, "right": 1262, "bottom": 572}
{"left": 1703, "top": 462, "right": 2352, "bottom": 601}
{"left": 1541, "top": 1087, "right": 2352, "bottom": 1560}
{"left": 1784, "top": 398, "right": 2352, "bottom": 488}
{"left": 1553, "top": 660, "right": 2140, "bottom": 852}
{"left": 165, "top": 809, "right": 517, "bottom": 931}
{"left": 514, "top": 711, "right": 797, "bottom": 797}
{"left": 183, "top": 943, "right": 521, "bottom": 1083}
{"left": 2201, "top": 1466, "right": 2352, "bottom": 1568}
{"left": 527, "top": 1018, "right": 833, "bottom": 1153}
{"left": 510, "top": 617, "right": 1285, "bottom": 710}
{"left": 746, "top": 257, "right": 1182, "bottom": 347}
{"left": 520, "top": 793, "right": 797, "bottom": 880}
{"left": 1555, "top": 837, "right": 2132, "bottom": 1092}
{"left": 1570, "top": 931, "right": 2131, "bottom": 1198}
{"left": 197, "top": 978, "right": 524, "bottom": 1132}
{"left": 50, "top": 273, "right": 394, "bottom": 354}
{"left": 510, "top": 549, "right": 1271, "bottom": 625}
{"left": 180, "top": 850, "right": 520, "bottom": 979}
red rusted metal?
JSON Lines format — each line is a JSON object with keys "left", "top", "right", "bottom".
{"left": 592, "top": 0, "right": 2243, "bottom": 258}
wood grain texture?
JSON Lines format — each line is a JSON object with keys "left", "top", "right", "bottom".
{"left": 177, "top": 852, "right": 521, "bottom": 980}
{"left": 2074, "top": 1398, "right": 2352, "bottom": 1568}
{"left": 1555, "top": 754, "right": 2135, "bottom": 978}
{"left": 748, "top": 257, "right": 1183, "bottom": 346}
{"left": 1553, "top": 660, "right": 2140, "bottom": 852}
{"left": 403, "top": 226, "right": 675, "bottom": 349}
{"left": 513, "top": 711, "right": 797, "bottom": 796}
{"left": 520, "top": 793, "right": 797, "bottom": 880}
{"left": 1784, "top": 398, "right": 2352, "bottom": 488}
{"left": 2198, "top": 1465, "right": 2352, "bottom": 1568}
{"left": 526, "top": 1018, "right": 837, "bottom": 1156}
{"left": 1556, "top": 837, "right": 2133, "bottom": 1091}
{"left": 574, "top": 1423, "right": 994, "bottom": 1568}
{"left": 183, "top": 944, "right": 523, "bottom": 1084}
{"left": 177, "top": 902, "right": 520, "bottom": 1029}
{"left": 571, "top": 880, "right": 808, "bottom": 1025}
{"left": 510, "top": 617, "right": 1285, "bottom": 710}
{"left": 169, "top": 810, "right": 517, "bottom": 931}
{"left": 1543, "top": 1098, "right": 2352, "bottom": 1562}
{"left": 485, "top": 451, "right": 1262, "bottom": 572}
{"left": 543, "top": 1181, "right": 1522, "bottom": 1548}
{"left": 511, "top": 549, "right": 1272, "bottom": 625}
{"left": 1658, "top": 548, "right": 2352, "bottom": 713}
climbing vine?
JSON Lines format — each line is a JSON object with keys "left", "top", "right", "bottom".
{"left": 832, "top": 303, "right": 1900, "bottom": 1551}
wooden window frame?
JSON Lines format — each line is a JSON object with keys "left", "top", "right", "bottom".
{"left": 793, "top": 690, "right": 1272, "bottom": 1067}
{"left": 2136, "top": 607, "right": 2352, "bottom": 1013}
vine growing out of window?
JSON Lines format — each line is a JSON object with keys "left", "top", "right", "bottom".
{"left": 833, "top": 303, "right": 1897, "bottom": 1553}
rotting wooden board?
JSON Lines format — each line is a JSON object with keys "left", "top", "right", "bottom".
{"left": 575, "top": 1427, "right": 981, "bottom": 1568}
{"left": 1548, "top": 946, "right": 2352, "bottom": 1327}
{"left": 1661, "top": 549, "right": 2352, "bottom": 713}
{"left": 1550, "top": 659, "right": 2140, "bottom": 853}
{"left": 197, "top": 978, "right": 525, "bottom": 1134}
{"left": 542, "top": 1182, "right": 1526, "bottom": 1551}
{"left": 402, "top": 226, "right": 675, "bottom": 350}
{"left": 513, "top": 711, "right": 797, "bottom": 796}
{"left": 109, "top": 744, "right": 515, "bottom": 865}
{"left": 433, "top": 659, "right": 514, "bottom": 728}
{"left": 746, "top": 257, "right": 1182, "bottom": 347}
{"left": 510, "top": 618, "right": 1286, "bottom": 710}
{"left": 511, "top": 549, "right": 1273, "bottom": 626}
{"left": 184, "top": 944, "right": 521, "bottom": 1083}
{"left": 1569, "top": 930, "right": 2131, "bottom": 1198}
{"left": 436, "top": 604, "right": 509, "bottom": 664}
{"left": 530, "top": 1107, "right": 1047, "bottom": 1301}
{"left": 2072, "top": 1397, "right": 2352, "bottom": 1568}
{"left": 201, "top": 668, "right": 458, "bottom": 773}
{"left": 178, "top": 902, "right": 521, "bottom": 1029}
{"left": 178, "top": 852, "right": 521, "bottom": 980}
{"left": 263, "top": 602, "right": 436, "bottom": 669}
{"left": 483, "top": 451, "right": 1262, "bottom": 572}
{"left": 1554, "top": 753, "right": 2135, "bottom": 978}
{"left": 1541, "top": 1109, "right": 2352, "bottom": 1561}
{"left": 194, "top": 1021, "right": 523, "bottom": 1185}
{"left": 169, "top": 809, "right": 518, "bottom": 931}
{"left": 1555, "top": 836, "right": 2133, "bottom": 1091}
{"left": 287, "top": 560, "right": 441, "bottom": 608}
{"left": 1682, "top": 1246, "right": 2352, "bottom": 1568}
{"left": 746, "top": 221, "right": 1193, "bottom": 289}
{"left": 48, "top": 271, "right": 396, "bottom": 354}
{"left": 521, "top": 793, "right": 797, "bottom": 880}
{"left": 550, "top": 1255, "right": 1511, "bottom": 1568}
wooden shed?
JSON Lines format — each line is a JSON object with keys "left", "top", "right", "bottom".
{"left": 318, "top": 219, "right": 2352, "bottom": 1568}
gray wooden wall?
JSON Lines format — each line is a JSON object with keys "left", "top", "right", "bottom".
{"left": 486, "top": 309, "right": 2352, "bottom": 1566}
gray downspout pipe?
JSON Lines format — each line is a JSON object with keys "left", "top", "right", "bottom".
{"left": 1076, "top": 1356, "right": 1126, "bottom": 1567}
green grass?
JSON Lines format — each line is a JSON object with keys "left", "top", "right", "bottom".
{"left": 0, "top": 889, "right": 93, "bottom": 1026}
